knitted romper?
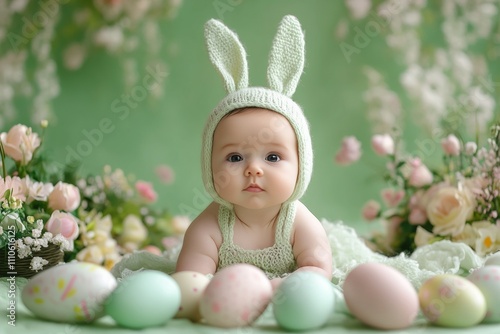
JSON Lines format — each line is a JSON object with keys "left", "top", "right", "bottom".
{"left": 217, "top": 202, "right": 297, "bottom": 279}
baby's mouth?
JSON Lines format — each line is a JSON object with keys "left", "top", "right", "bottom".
{"left": 244, "top": 184, "right": 263, "bottom": 192}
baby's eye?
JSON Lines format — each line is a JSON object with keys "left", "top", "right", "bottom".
{"left": 227, "top": 154, "right": 243, "bottom": 162}
{"left": 266, "top": 154, "right": 281, "bottom": 162}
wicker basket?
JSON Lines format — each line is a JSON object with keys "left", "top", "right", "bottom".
{"left": 0, "top": 243, "right": 64, "bottom": 279}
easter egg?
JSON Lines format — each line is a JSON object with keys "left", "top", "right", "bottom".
{"left": 104, "top": 270, "right": 181, "bottom": 329}
{"left": 21, "top": 262, "right": 117, "bottom": 323}
{"left": 171, "top": 271, "right": 210, "bottom": 321}
{"left": 419, "top": 274, "right": 486, "bottom": 327}
{"left": 484, "top": 252, "right": 500, "bottom": 267}
{"left": 343, "top": 262, "right": 419, "bottom": 330}
{"left": 468, "top": 265, "right": 500, "bottom": 323}
{"left": 272, "top": 271, "right": 334, "bottom": 331}
{"left": 199, "top": 264, "right": 273, "bottom": 328}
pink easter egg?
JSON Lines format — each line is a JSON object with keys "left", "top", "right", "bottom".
{"left": 199, "top": 264, "right": 273, "bottom": 327}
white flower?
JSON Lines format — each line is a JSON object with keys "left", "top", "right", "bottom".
{"left": 24, "top": 176, "right": 54, "bottom": 203}
{"left": 465, "top": 142, "right": 478, "bottom": 155}
{"left": 414, "top": 226, "right": 434, "bottom": 248}
{"left": 31, "top": 229, "right": 41, "bottom": 238}
{"left": 472, "top": 221, "right": 500, "bottom": 257}
{"left": 371, "top": 134, "right": 395, "bottom": 156}
{"left": 0, "top": 212, "right": 25, "bottom": 232}
{"left": 30, "top": 256, "right": 49, "bottom": 272}
{"left": 345, "top": 0, "right": 372, "bottom": 19}
{"left": 63, "top": 43, "right": 87, "bottom": 70}
{"left": 119, "top": 214, "right": 147, "bottom": 247}
{"left": 23, "top": 236, "right": 34, "bottom": 245}
{"left": 94, "top": 26, "right": 124, "bottom": 53}
{"left": 77, "top": 244, "right": 104, "bottom": 265}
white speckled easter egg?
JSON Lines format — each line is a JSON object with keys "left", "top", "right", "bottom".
{"left": 104, "top": 270, "right": 181, "bottom": 329}
{"left": 21, "top": 262, "right": 117, "bottom": 323}
{"left": 419, "top": 274, "right": 486, "bottom": 327}
{"left": 468, "top": 265, "right": 500, "bottom": 323}
{"left": 171, "top": 271, "right": 210, "bottom": 321}
{"left": 273, "top": 271, "right": 335, "bottom": 331}
{"left": 343, "top": 262, "right": 419, "bottom": 330}
{"left": 199, "top": 264, "right": 273, "bottom": 328}
{"left": 484, "top": 252, "right": 500, "bottom": 267}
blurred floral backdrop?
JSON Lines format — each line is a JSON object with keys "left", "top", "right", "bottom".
{"left": 1, "top": 1, "right": 499, "bottom": 254}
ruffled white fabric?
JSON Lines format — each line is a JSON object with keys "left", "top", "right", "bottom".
{"left": 322, "top": 220, "right": 484, "bottom": 289}
{"left": 110, "top": 220, "right": 485, "bottom": 291}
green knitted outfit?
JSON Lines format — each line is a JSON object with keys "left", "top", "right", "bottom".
{"left": 202, "top": 16, "right": 312, "bottom": 279}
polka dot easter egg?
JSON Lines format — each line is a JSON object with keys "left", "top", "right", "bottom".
{"left": 199, "top": 264, "right": 273, "bottom": 328}
{"left": 419, "top": 274, "right": 486, "bottom": 327}
{"left": 21, "top": 262, "right": 117, "bottom": 323}
{"left": 468, "top": 265, "right": 500, "bottom": 323}
{"left": 171, "top": 271, "right": 210, "bottom": 321}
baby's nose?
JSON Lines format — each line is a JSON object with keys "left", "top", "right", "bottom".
{"left": 244, "top": 161, "right": 263, "bottom": 176}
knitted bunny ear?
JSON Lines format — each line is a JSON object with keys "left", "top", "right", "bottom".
{"left": 205, "top": 19, "right": 249, "bottom": 93}
{"left": 267, "top": 15, "right": 305, "bottom": 97}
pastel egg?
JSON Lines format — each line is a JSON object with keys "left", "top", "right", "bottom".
{"left": 468, "top": 265, "right": 500, "bottom": 323}
{"left": 21, "top": 262, "right": 117, "bottom": 323}
{"left": 343, "top": 262, "right": 419, "bottom": 330}
{"left": 484, "top": 252, "right": 500, "bottom": 267}
{"left": 419, "top": 274, "right": 486, "bottom": 327}
{"left": 272, "top": 271, "right": 335, "bottom": 331}
{"left": 104, "top": 270, "right": 181, "bottom": 329}
{"left": 171, "top": 271, "right": 210, "bottom": 321}
{"left": 199, "top": 264, "right": 273, "bottom": 328}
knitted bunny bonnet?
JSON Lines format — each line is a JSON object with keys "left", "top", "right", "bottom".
{"left": 201, "top": 15, "right": 313, "bottom": 209}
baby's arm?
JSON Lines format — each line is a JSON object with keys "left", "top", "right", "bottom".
{"left": 175, "top": 202, "right": 221, "bottom": 275}
{"left": 291, "top": 202, "right": 333, "bottom": 280}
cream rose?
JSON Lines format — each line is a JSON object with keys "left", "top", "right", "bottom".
{"left": 48, "top": 181, "right": 81, "bottom": 211}
{"left": 119, "top": 214, "right": 147, "bottom": 246}
{"left": 426, "top": 185, "right": 475, "bottom": 236}
{"left": 0, "top": 124, "right": 41, "bottom": 163}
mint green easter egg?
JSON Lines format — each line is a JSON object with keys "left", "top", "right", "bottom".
{"left": 272, "top": 271, "right": 334, "bottom": 331}
{"left": 104, "top": 270, "right": 181, "bottom": 329}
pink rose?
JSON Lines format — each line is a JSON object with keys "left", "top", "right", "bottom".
{"left": 48, "top": 181, "right": 81, "bottom": 211}
{"left": 409, "top": 207, "right": 427, "bottom": 225}
{"left": 407, "top": 159, "right": 433, "bottom": 187}
{"left": 362, "top": 200, "right": 380, "bottom": 221}
{"left": 135, "top": 180, "right": 157, "bottom": 203}
{"left": 0, "top": 176, "right": 27, "bottom": 201}
{"left": 334, "top": 136, "right": 362, "bottom": 166}
{"left": 155, "top": 165, "right": 175, "bottom": 184}
{"left": 371, "top": 134, "right": 394, "bottom": 156}
{"left": 440, "top": 135, "right": 461, "bottom": 156}
{"left": 0, "top": 124, "right": 41, "bottom": 163}
{"left": 381, "top": 188, "right": 405, "bottom": 207}
{"left": 45, "top": 211, "right": 80, "bottom": 240}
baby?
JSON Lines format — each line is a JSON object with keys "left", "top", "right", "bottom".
{"left": 175, "top": 16, "right": 332, "bottom": 288}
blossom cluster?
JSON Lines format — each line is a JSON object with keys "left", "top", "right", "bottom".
{"left": 68, "top": 165, "right": 189, "bottom": 270}
{"left": 0, "top": 124, "right": 81, "bottom": 272}
{"left": 0, "top": 0, "right": 182, "bottom": 125}
{"left": 0, "top": 122, "right": 189, "bottom": 273}
{"left": 335, "top": 123, "right": 500, "bottom": 257}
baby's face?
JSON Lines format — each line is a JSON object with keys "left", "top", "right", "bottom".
{"left": 211, "top": 108, "right": 299, "bottom": 210}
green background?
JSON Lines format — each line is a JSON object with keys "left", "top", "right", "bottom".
{"left": 3, "top": 0, "right": 499, "bottom": 233}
